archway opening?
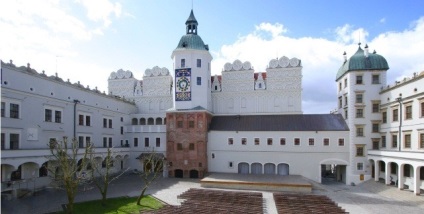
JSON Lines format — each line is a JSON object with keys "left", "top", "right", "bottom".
{"left": 238, "top": 162, "right": 249, "bottom": 174}
{"left": 175, "top": 169, "right": 183, "bottom": 178}
{"left": 277, "top": 163, "right": 289, "bottom": 176}
{"left": 189, "top": 170, "right": 199, "bottom": 178}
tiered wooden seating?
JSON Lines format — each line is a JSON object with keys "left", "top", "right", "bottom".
{"left": 273, "top": 193, "right": 348, "bottom": 214}
{"left": 141, "top": 188, "right": 264, "bottom": 214}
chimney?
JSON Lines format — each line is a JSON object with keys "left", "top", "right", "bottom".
{"left": 364, "top": 44, "right": 369, "bottom": 57}
{"left": 343, "top": 51, "right": 347, "bottom": 62}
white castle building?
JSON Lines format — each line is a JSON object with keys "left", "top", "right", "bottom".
{"left": 1, "top": 10, "right": 423, "bottom": 197}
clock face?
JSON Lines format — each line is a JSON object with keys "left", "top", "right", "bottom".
{"left": 177, "top": 76, "right": 190, "bottom": 92}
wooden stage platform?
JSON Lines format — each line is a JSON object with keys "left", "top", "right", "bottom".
{"left": 200, "top": 173, "right": 312, "bottom": 193}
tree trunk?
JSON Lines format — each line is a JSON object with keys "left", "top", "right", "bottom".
{"left": 66, "top": 197, "right": 74, "bottom": 214}
{"left": 136, "top": 187, "right": 148, "bottom": 205}
{"left": 101, "top": 189, "right": 108, "bottom": 206}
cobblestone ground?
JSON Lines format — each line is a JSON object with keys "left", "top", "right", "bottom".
{"left": 1, "top": 174, "right": 423, "bottom": 214}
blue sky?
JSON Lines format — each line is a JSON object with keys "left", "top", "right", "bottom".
{"left": 1, "top": 0, "right": 423, "bottom": 113}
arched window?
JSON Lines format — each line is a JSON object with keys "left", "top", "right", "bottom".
{"left": 132, "top": 118, "right": 138, "bottom": 125}
{"left": 155, "top": 118, "right": 162, "bottom": 125}
{"left": 140, "top": 118, "right": 146, "bottom": 125}
{"left": 147, "top": 118, "right": 154, "bottom": 125}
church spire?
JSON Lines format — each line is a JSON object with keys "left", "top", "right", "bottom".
{"left": 185, "top": 10, "right": 198, "bottom": 35}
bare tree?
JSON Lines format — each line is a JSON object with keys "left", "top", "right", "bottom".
{"left": 47, "top": 137, "right": 91, "bottom": 214}
{"left": 88, "top": 147, "right": 128, "bottom": 206}
{"left": 136, "top": 151, "right": 165, "bottom": 205}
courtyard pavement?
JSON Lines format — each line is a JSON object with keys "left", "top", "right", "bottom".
{"left": 1, "top": 173, "right": 423, "bottom": 214}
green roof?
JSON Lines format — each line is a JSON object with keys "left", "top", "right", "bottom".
{"left": 336, "top": 46, "right": 389, "bottom": 80}
{"left": 175, "top": 34, "right": 208, "bottom": 51}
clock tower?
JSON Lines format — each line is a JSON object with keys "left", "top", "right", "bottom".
{"left": 166, "top": 10, "right": 212, "bottom": 178}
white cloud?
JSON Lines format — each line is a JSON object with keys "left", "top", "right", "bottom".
{"left": 380, "top": 18, "right": 386, "bottom": 23}
{"left": 76, "top": 0, "right": 122, "bottom": 27}
{"left": 212, "top": 18, "right": 424, "bottom": 113}
{"left": 335, "top": 24, "right": 369, "bottom": 44}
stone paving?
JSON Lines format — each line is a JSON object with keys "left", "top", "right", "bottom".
{"left": 1, "top": 174, "right": 424, "bottom": 214}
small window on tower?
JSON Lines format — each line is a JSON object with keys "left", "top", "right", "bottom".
{"left": 181, "top": 59, "right": 185, "bottom": 68}
{"left": 197, "top": 77, "right": 201, "bottom": 85}
{"left": 197, "top": 59, "right": 201, "bottom": 67}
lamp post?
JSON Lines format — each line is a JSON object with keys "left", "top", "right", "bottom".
{"left": 73, "top": 99, "right": 80, "bottom": 140}
{"left": 396, "top": 97, "right": 402, "bottom": 152}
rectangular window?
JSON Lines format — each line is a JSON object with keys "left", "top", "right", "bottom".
{"left": 404, "top": 134, "right": 411, "bottom": 148}
{"left": 393, "top": 109, "right": 398, "bottom": 121}
{"left": 86, "top": 136, "right": 91, "bottom": 147}
{"left": 338, "top": 97, "right": 342, "bottom": 108}
{"left": 197, "top": 77, "right": 201, "bottom": 85}
{"left": 323, "top": 138, "right": 329, "bottom": 146}
{"left": 1, "top": 133, "right": 5, "bottom": 149}
{"left": 294, "top": 138, "right": 300, "bottom": 146}
{"left": 241, "top": 138, "right": 247, "bottom": 145}
{"left": 372, "top": 74, "right": 380, "bottom": 84}
{"left": 156, "top": 138, "right": 160, "bottom": 147}
{"left": 267, "top": 138, "right": 273, "bottom": 145}
{"left": 79, "top": 114, "right": 84, "bottom": 125}
{"left": 344, "top": 78, "right": 347, "bottom": 88}
{"left": 10, "top": 103, "right": 19, "bottom": 118}
{"left": 229, "top": 162, "right": 233, "bottom": 168}
{"left": 355, "top": 94, "right": 363, "bottom": 103}
{"left": 134, "top": 138, "right": 138, "bottom": 147}
{"left": 55, "top": 110, "right": 61, "bottom": 123}
{"left": 309, "top": 138, "right": 314, "bottom": 146}
{"left": 381, "top": 136, "right": 386, "bottom": 148}
{"left": 228, "top": 138, "right": 233, "bottom": 145}
{"left": 356, "top": 108, "right": 363, "bottom": 118}
{"left": 189, "top": 143, "right": 195, "bottom": 150}
{"left": 356, "top": 145, "right": 364, "bottom": 156}
{"left": 405, "top": 106, "right": 412, "bottom": 119}
{"left": 357, "top": 163, "right": 364, "bottom": 170}
{"left": 372, "top": 103, "right": 379, "bottom": 113}
{"left": 345, "top": 109, "right": 348, "bottom": 119}
{"left": 181, "top": 59, "right": 185, "bottom": 68}
{"left": 404, "top": 165, "right": 411, "bottom": 177}
{"left": 1, "top": 102, "right": 5, "bottom": 117}
{"left": 144, "top": 138, "right": 149, "bottom": 147}
{"left": 120, "top": 126, "right": 124, "bottom": 135}
{"left": 372, "top": 123, "right": 379, "bottom": 133}
{"left": 103, "top": 118, "right": 107, "bottom": 128}
{"left": 108, "top": 137, "right": 112, "bottom": 147}
{"left": 421, "top": 133, "right": 424, "bottom": 148}
{"left": 344, "top": 96, "right": 348, "bottom": 106}
{"left": 103, "top": 137, "right": 107, "bottom": 148}
{"left": 177, "top": 143, "right": 183, "bottom": 150}
{"left": 86, "top": 115, "right": 91, "bottom": 126}
{"left": 45, "top": 109, "right": 52, "bottom": 122}
{"left": 188, "top": 121, "right": 194, "bottom": 128}
{"left": 108, "top": 119, "right": 112, "bottom": 128}
{"left": 78, "top": 136, "right": 84, "bottom": 148}
{"left": 177, "top": 121, "right": 183, "bottom": 128}
{"left": 339, "top": 82, "right": 342, "bottom": 91}
{"left": 421, "top": 102, "right": 424, "bottom": 117}
{"left": 254, "top": 138, "right": 260, "bottom": 145}
{"left": 392, "top": 135, "right": 398, "bottom": 148}
{"left": 10, "top": 133, "right": 19, "bottom": 150}
{"left": 382, "top": 112, "right": 387, "bottom": 123}
{"left": 338, "top": 138, "right": 345, "bottom": 146}
{"left": 280, "top": 138, "right": 286, "bottom": 145}
{"left": 197, "top": 59, "right": 201, "bottom": 68}
{"left": 356, "top": 127, "right": 364, "bottom": 137}
{"left": 356, "top": 75, "right": 363, "bottom": 84}
{"left": 372, "top": 139, "right": 379, "bottom": 150}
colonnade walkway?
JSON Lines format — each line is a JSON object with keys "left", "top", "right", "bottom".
{"left": 2, "top": 174, "right": 424, "bottom": 214}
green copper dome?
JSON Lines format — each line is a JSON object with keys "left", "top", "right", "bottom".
{"left": 176, "top": 34, "right": 208, "bottom": 51}
{"left": 336, "top": 45, "right": 389, "bottom": 81}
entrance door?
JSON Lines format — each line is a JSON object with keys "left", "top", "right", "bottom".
{"left": 238, "top": 162, "right": 249, "bottom": 174}
{"left": 251, "top": 163, "right": 262, "bottom": 174}
{"left": 264, "top": 163, "right": 276, "bottom": 174}
{"left": 277, "top": 163, "right": 289, "bottom": 175}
